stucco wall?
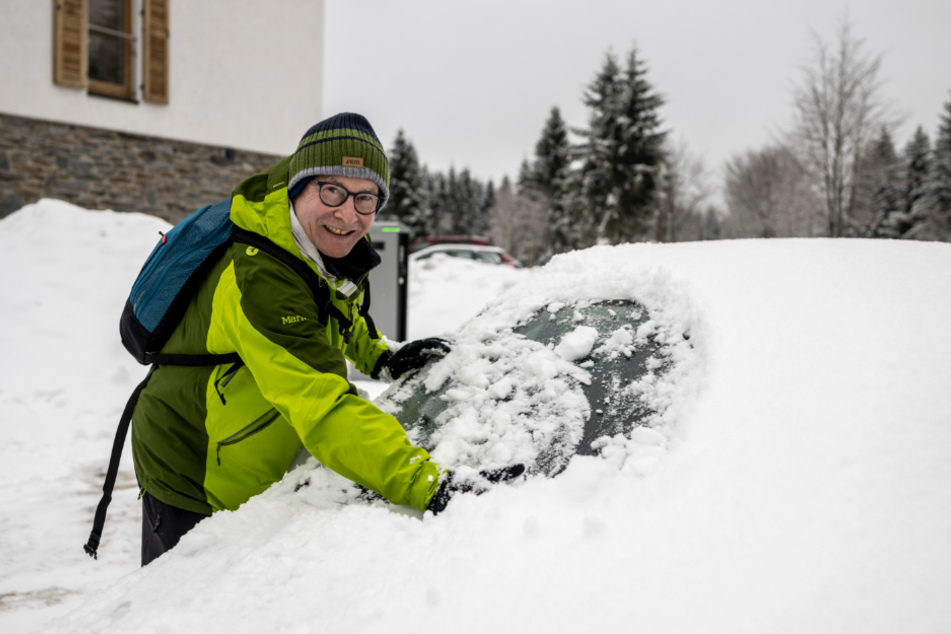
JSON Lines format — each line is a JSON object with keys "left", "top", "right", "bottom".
{"left": 0, "top": 0, "right": 324, "bottom": 156}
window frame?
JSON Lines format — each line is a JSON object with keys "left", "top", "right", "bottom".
{"left": 53, "top": 0, "right": 169, "bottom": 104}
{"left": 86, "top": 0, "right": 135, "bottom": 101}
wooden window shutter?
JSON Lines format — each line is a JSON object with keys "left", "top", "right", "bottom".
{"left": 53, "top": 0, "right": 87, "bottom": 88}
{"left": 143, "top": 0, "right": 169, "bottom": 104}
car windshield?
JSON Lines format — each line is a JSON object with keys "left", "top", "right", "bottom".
{"left": 473, "top": 251, "right": 503, "bottom": 264}
{"left": 377, "top": 300, "right": 672, "bottom": 476}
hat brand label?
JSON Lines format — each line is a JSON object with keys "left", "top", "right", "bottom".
{"left": 342, "top": 156, "right": 364, "bottom": 167}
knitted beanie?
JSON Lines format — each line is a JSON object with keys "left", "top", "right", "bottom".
{"left": 287, "top": 112, "right": 390, "bottom": 210}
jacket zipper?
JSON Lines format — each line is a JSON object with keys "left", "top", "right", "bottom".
{"left": 213, "top": 360, "right": 246, "bottom": 405}
{"left": 216, "top": 408, "right": 281, "bottom": 466}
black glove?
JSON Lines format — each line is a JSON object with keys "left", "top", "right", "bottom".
{"left": 427, "top": 464, "right": 526, "bottom": 515}
{"left": 372, "top": 338, "right": 451, "bottom": 382}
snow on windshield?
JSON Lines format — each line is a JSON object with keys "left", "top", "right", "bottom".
{"left": 367, "top": 248, "right": 704, "bottom": 479}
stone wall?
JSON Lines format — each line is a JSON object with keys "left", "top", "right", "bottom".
{"left": 0, "top": 112, "right": 283, "bottom": 223}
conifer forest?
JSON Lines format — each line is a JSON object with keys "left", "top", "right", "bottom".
{"left": 381, "top": 19, "right": 951, "bottom": 267}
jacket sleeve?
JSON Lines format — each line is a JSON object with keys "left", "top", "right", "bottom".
{"left": 208, "top": 247, "right": 441, "bottom": 511}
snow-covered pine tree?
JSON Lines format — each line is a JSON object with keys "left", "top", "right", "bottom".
{"left": 528, "top": 107, "right": 572, "bottom": 259}
{"left": 426, "top": 169, "right": 449, "bottom": 235}
{"left": 386, "top": 129, "right": 431, "bottom": 238}
{"left": 443, "top": 167, "right": 464, "bottom": 234}
{"left": 575, "top": 51, "right": 621, "bottom": 246}
{"left": 423, "top": 167, "right": 490, "bottom": 237}
{"left": 576, "top": 46, "right": 666, "bottom": 245}
{"left": 531, "top": 107, "right": 571, "bottom": 198}
{"left": 853, "top": 127, "right": 903, "bottom": 237}
{"left": 480, "top": 180, "right": 496, "bottom": 232}
{"left": 516, "top": 158, "right": 535, "bottom": 193}
{"left": 897, "top": 126, "right": 932, "bottom": 237}
{"left": 455, "top": 168, "right": 487, "bottom": 236}
{"left": 915, "top": 95, "right": 951, "bottom": 240}
{"left": 614, "top": 46, "right": 667, "bottom": 241}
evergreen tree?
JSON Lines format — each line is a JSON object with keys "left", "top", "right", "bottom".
{"left": 425, "top": 169, "right": 449, "bottom": 235}
{"left": 854, "top": 127, "right": 903, "bottom": 237}
{"left": 422, "top": 167, "right": 491, "bottom": 236}
{"left": 576, "top": 46, "right": 667, "bottom": 244}
{"left": 871, "top": 129, "right": 902, "bottom": 215}
{"left": 516, "top": 159, "right": 535, "bottom": 194}
{"left": 902, "top": 127, "right": 931, "bottom": 214}
{"left": 897, "top": 126, "right": 932, "bottom": 237}
{"left": 386, "top": 129, "right": 430, "bottom": 237}
{"left": 575, "top": 51, "right": 622, "bottom": 245}
{"left": 557, "top": 168, "right": 590, "bottom": 252}
{"left": 455, "top": 168, "right": 487, "bottom": 235}
{"left": 531, "top": 107, "right": 571, "bottom": 198}
{"left": 444, "top": 167, "right": 462, "bottom": 234}
{"left": 917, "top": 95, "right": 951, "bottom": 239}
{"left": 481, "top": 180, "right": 496, "bottom": 230}
{"left": 527, "top": 107, "right": 572, "bottom": 257}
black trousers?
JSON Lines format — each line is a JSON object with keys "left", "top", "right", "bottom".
{"left": 141, "top": 491, "right": 210, "bottom": 566}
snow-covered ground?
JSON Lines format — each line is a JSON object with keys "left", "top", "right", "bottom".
{"left": 1, "top": 199, "right": 950, "bottom": 633}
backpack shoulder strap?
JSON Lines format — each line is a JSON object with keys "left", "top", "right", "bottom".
{"left": 84, "top": 370, "right": 155, "bottom": 559}
{"left": 230, "top": 228, "right": 357, "bottom": 341}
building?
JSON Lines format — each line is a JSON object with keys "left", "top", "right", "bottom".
{"left": 0, "top": 0, "right": 325, "bottom": 220}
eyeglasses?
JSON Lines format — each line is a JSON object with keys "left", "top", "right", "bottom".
{"left": 313, "top": 180, "right": 382, "bottom": 216}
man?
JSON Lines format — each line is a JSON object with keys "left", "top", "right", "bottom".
{"left": 132, "top": 113, "right": 480, "bottom": 566}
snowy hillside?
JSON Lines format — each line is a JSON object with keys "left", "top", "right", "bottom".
{"left": 1, "top": 200, "right": 950, "bottom": 633}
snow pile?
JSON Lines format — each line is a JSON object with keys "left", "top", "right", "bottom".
{"left": 0, "top": 200, "right": 167, "bottom": 632}
{"left": 2, "top": 201, "right": 951, "bottom": 634}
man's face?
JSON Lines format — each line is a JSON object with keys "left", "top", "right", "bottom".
{"left": 293, "top": 176, "right": 377, "bottom": 259}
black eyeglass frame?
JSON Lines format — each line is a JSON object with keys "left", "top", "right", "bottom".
{"left": 312, "top": 180, "right": 382, "bottom": 216}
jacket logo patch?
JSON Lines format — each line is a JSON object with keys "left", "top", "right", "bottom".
{"left": 246, "top": 246, "right": 259, "bottom": 256}
{"left": 282, "top": 315, "right": 307, "bottom": 325}
{"left": 342, "top": 156, "right": 364, "bottom": 168}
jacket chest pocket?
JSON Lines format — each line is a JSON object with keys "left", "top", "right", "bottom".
{"left": 209, "top": 361, "right": 283, "bottom": 466}
{"left": 215, "top": 408, "right": 281, "bottom": 466}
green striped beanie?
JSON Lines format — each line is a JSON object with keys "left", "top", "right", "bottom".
{"left": 287, "top": 112, "right": 390, "bottom": 210}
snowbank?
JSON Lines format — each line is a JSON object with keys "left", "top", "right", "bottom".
{"left": 2, "top": 200, "right": 950, "bottom": 633}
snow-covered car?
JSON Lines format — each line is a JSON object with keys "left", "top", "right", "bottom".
{"left": 410, "top": 243, "right": 523, "bottom": 267}
{"left": 347, "top": 248, "right": 696, "bottom": 486}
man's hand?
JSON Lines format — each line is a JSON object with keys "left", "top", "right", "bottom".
{"left": 372, "top": 338, "right": 451, "bottom": 382}
{"left": 427, "top": 464, "right": 526, "bottom": 515}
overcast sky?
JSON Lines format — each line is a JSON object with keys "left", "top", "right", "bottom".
{"left": 324, "top": 0, "right": 951, "bottom": 198}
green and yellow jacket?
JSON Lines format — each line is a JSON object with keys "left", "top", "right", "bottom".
{"left": 131, "top": 158, "right": 442, "bottom": 515}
